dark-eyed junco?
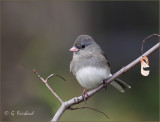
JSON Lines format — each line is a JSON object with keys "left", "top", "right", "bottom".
{"left": 70, "top": 35, "right": 131, "bottom": 95}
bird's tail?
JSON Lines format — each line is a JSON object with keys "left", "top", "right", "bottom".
{"left": 109, "top": 74, "right": 131, "bottom": 92}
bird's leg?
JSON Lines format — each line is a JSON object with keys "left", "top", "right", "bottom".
{"left": 82, "top": 88, "right": 88, "bottom": 103}
{"left": 103, "top": 80, "right": 108, "bottom": 90}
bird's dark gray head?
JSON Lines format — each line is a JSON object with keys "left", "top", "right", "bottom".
{"left": 69, "top": 35, "right": 101, "bottom": 53}
{"left": 74, "top": 35, "right": 95, "bottom": 49}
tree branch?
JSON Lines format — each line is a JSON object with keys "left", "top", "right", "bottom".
{"left": 26, "top": 34, "right": 159, "bottom": 121}
{"left": 24, "top": 65, "right": 64, "bottom": 104}
{"left": 51, "top": 42, "right": 159, "bottom": 121}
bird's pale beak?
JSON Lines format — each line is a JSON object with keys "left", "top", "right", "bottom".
{"left": 69, "top": 46, "right": 79, "bottom": 52}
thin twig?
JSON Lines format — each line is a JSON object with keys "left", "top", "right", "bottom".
{"left": 24, "top": 65, "right": 64, "bottom": 104}
{"left": 141, "top": 34, "right": 159, "bottom": 55}
{"left": 46, "top": 74, "right": 54, "bottom": 81}
{"left": 69, "top": 106, "right": 109, "bottom": 119}
{"left": 46, "top": 74, "right": 66, "bottom": 82}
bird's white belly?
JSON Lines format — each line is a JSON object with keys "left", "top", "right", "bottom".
{"left": 75, "top": 66, "right": 110, "bottom": 89}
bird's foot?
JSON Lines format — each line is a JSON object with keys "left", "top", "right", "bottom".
{"left": 82, "top": 88, "right": 88, "bottom": 103}
{"left": 103, "top": 80, "right": 108, "bottom": 90}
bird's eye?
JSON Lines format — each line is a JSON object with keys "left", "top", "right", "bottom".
{"left": 82, "top": 45, "right": 85, "bottom": 48}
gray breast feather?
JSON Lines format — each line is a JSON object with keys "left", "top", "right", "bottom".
{"left": 70, "top": 53, "right": 110, "bottom": 75}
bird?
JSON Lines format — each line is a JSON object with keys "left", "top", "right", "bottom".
{"left": 69, "top": 35, "right": 131, "bottom": 99}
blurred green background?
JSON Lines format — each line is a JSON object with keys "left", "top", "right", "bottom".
{"left": 1, "top": 1, "right": 159, "bottom": 121}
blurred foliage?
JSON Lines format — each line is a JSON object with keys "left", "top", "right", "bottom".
{"left": 1, "top": 1, "right": 159, "bottom": 121}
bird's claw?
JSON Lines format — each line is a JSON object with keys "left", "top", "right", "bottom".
{"left": 103, "top": 80, "right": 108, "bottom": 91}
{"left": 82, "top": 88, "right": 88, "bottom": 103}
